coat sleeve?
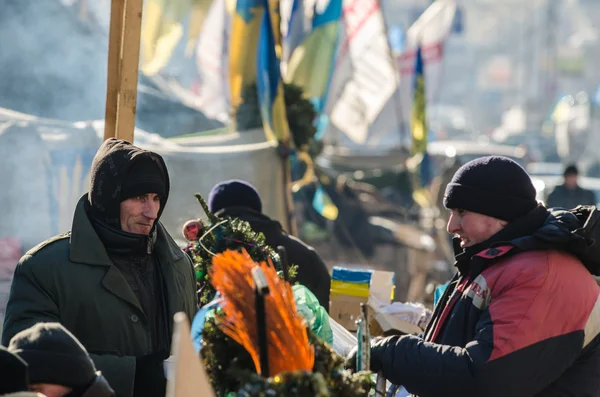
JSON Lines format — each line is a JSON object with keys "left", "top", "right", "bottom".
{"left": 2, "top": 255, "right": 138, "bottom": 397}
{"left": 371, "top": 267, "right": 592, "bottom": 397}
{"left": 2, "top": 254, "right": 61, "bottom": 345}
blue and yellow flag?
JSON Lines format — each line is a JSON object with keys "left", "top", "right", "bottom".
{"left": 141, "top": 0, "right": 213, "bottom": 76}
{"left": 284, "top": 0, "right": 341, "bottom": 105}
{"left": 229, "top": 0, "right": 264, "bottom": 108}
{"left": 410, "top": 45, "right": 433, "bottom": 207}
{"left": 256, "top": 0, "right": 291, "bottom": 144}
{"left": 312, "top": 183, "right": 338, "bottom": 221}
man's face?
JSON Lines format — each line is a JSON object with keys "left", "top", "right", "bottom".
{"left": 565, "top": 173, "right": 578, "bottom": 189}
{"left": 447, "top": 209, "right": 507, "bottom": 248}
{"left": 119, "top": 193, "right": 161, "bottom": 235}
{"left": 31, "top": 384, "right": 71, "bottom": 397}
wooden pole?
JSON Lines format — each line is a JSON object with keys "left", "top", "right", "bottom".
{"left": 103, "top": 0, "right": 144, "bottom": 143}
{"left": 104, "top": 0, "right": 125, "bottom": 141}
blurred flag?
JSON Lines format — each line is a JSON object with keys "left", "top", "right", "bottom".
{"left": 388, "top": 24, "right": 406, "bottom": 56}
{"left": 325, "top": 0, "right": 399, "bottom": 146}
{"left": 551, "top": 95, "right": 574, "bottom": 124}
{"left": 141, "top": 0, "right": 214, "bottom": 76}
{"left": 282, "top": 0, "right": 309, "bottom": 64}
{"left": 229, "top": 0, "right": 264, "bottom": 108}
{"left": 397, "top": 0, "right": 456, "bottom": 128}
{"left": 194, "top": 0, "right": 231, "bottom": 122}
{"left": 312, "top": 183, "right": 338, "bottom": 221}
{"left": 284, "top": 0, "right": 342, "bottom": 107}
{"left": 409, "top": 46, "right": 432, "bottom": 207}
{"left": 256, "top": 0, "right": 291, "bottom": 143}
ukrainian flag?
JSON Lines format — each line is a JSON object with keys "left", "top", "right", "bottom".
{"left": 410, "top": 45, "right": 433, "bottom": 207}
{"left": 141, "top": 0, "right": 213, "bottom": 76}
{"left": 229, "top": 0, "right": 264, "bottom": 108}
{"left": 312, "top": 183, "right": 338, "bottom": 221}
{"left": 256, "top": 0, "right": 291, "bottom": 144}
{"left": 284, "top": 0, "right": 341, "bottom": 104}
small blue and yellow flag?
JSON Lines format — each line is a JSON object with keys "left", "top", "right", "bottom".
{"left": 410, "top": 45, "right": 433, "bottom": 207}
{"left": 256, "top": 0, "right": 291, "bottom": 144}
{"left": 312, "top": 184, "right": 338, "bottom": 221}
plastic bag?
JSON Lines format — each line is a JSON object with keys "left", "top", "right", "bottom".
{"left": 329, "top": 317, "right": 357, "bottom": 357}
{"left": 293, "top": 284, "right": 333, "bottom": 345}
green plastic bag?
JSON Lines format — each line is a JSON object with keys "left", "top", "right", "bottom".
{"left": 293, "top": 284, "right": 333, "bottom": 345}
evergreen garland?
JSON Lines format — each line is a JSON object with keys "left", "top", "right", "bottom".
{"left": 187, "top": 193, "right": 296, "bottom": 306}
{"left": 185, "top": 193, "right": 373, "bottom": 396}
{"left": 201, "top": 317, "right": 373, "bottom": 397}
{"left": 233, "top": 82, "right": 317, "bottom": 149}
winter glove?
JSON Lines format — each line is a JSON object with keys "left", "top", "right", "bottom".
{"left": 345, "top": 335, "right": 401, "bottom": 373}
{"left": 133, "top": 351, "right": 169, "bottom": 397}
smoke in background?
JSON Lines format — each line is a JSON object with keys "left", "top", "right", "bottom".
{"left": 0, "top": 0, "right": 109, "bottom": 121}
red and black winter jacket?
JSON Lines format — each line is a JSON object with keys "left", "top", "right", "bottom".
{"left": 373, "top": 206, "right": 600, "bottom": 397}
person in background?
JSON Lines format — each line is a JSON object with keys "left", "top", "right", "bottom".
{"left": 2, "top": 138, "right": 197, "bottom": 397}
{"left": 546, "top": 164, "right": 596, "bottom": 209}
{"left": 208, "top": 179, "right": 331, "bottom": 311}
{"left": 8, "top": 323, "right": 114, "bottom": 397}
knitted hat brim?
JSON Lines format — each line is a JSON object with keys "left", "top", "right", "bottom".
{"left": 444, "top": 182, "right": 538, "bottom": 221}
{"left": 12, "top": 350, "right": 95, "bottom": 388}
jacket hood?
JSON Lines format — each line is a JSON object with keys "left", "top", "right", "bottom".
{"left": 87, "top": 138, "right": 170, "bottom": 229}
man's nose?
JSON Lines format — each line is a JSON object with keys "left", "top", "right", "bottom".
{"left": 143, "top": 200, "right": 160, "bottom": 220}
{"left": 447, "top": 212, "right": 459, "bottom": 234}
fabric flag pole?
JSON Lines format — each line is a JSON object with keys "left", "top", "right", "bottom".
{"left": 408, "top": 45, "right": 432, "bottom": 208}
{"left": 256, "top": 0, "right": 297, "bottom": 236}
{"left": 256, "top": 0, "right": 291, "bottom": 145}
{"left": 229, "top": 0, "right": 264, "bottom": 109}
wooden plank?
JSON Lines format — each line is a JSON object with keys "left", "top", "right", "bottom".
{"left": 115, "top": 0, "right": 144, "bottom": 143}
{"left": 104, "top": 0, "right": 125, "bottom": 141}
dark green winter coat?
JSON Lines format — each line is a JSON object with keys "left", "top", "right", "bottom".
{"left": 1, "top": 196, "right": 197, "bottom": 396}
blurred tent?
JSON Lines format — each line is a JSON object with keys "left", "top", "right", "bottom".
{"left": 0, "top": 0, "right": 221, "bottom": 138}
{"left": 0, "top": 108, "right": 286, "bottom": 252}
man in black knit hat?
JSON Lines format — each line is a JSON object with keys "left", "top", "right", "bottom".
{"left": 2, "top": 139, "right": 197, "bottom": 397}
{"left": 348, "top": 156, "right": 600, "bottom": 397}
{"left": 207, "top": 179, "right": 331, "bottom": 310}
{"left": 9, "top": 323, "right": 114, "bottom": 397}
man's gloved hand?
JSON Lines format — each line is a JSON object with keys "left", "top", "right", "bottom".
{"left": 345, "top": 335, "right": 401, "bottom": 373}
{"left": 134, "top": 351, "right": 169, "bottom": 397}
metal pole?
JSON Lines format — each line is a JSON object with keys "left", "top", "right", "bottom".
{"left": 252, "top": 267, "right": 270, "bottom": 376}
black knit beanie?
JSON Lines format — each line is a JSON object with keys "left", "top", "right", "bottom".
{"left": 208, "top": 179, "right": 263, "bottom": 214}
{"left": 121, "top": 157, "right": 167, "bottom": 201}
{"left": 8, "top": 323, "right": 96, "bottom": 389}
{"left": 0, "top": 345, "right": 29, "bottom": 394}
{"left": 443, "top": 156, "right": 538, "bottom": 221}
